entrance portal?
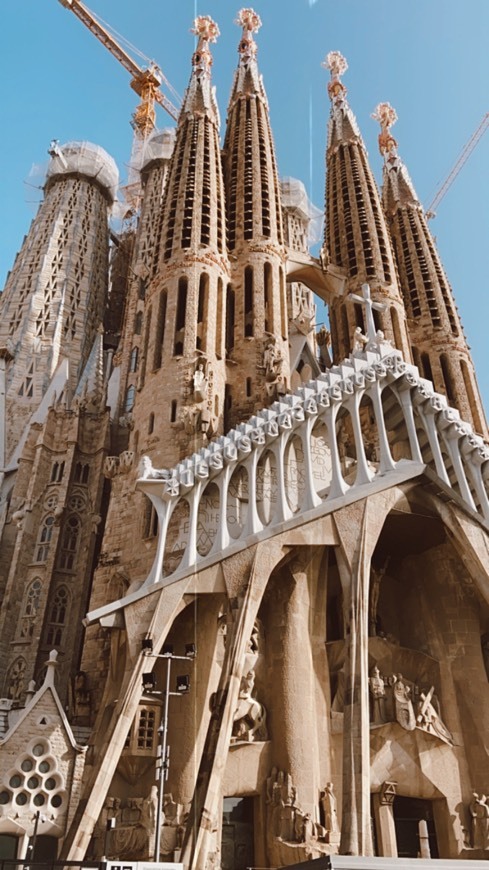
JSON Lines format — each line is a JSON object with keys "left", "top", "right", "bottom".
{"left": 221, "top": 796, "right": 254, "bottom": 870}
{"left": 393, "top": 796, "right": 438, "bottom": 858}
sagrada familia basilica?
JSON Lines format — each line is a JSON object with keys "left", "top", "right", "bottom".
{"left": 0, "top": 8, "right": 489, "bottom": 869}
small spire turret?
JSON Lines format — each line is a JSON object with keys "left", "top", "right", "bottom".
{"left": 372, "top": 102, "right": 418, "bottom": 208}
{"left": 181, "top": 16, "right": 220, "bottom": 121}
{"left": 376, "top": 105, "right": 488, "bottom": 437}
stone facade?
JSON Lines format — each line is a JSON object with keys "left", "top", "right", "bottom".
{"left": 0, "top": 10, "right": 488, "bottom": 870}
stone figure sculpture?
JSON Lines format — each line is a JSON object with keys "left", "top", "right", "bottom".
{"left": 320, "top": 782, "right": 339, "bottom": 834}
{"left": 193, "top": 363, "right": 208, "bottom": 402}
{"left": 368, "top": 666, "right": 386, "bottom": 724}
{"left": 469, "top": 793, "right": 489, "bottom": 850}
{"left": 392, "top": 674, "right": 416, "bottom": 731}
{"left": 231, "top": 670, "right": 267, "bottom": 742}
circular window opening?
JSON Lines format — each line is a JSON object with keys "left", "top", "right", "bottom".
{"left": 0, "top": 791, "right": 10, "bottom": 805}
{"left": 9, "top": 775, "right": 22, "bottom": 788}
{"left": 27, "top": 776, "right": 40, "bottom": 789}
{"left": 21, "top": 759, "right": 33, "bottom": 772}
{"left": 33, "top": 794, "right": 46, "bottom": 806}
{"left": 39, "top": 761, "right": 50, "bottom": 773}
{"left": 51, "top": 794, "right": 63, "bottom": 808}
{"left": 32, "top": 743, "right": 45, "bottom": 757}
{"left": 45, "top": 778, "right": 56, "bottom": 791}
{"left": 16, "top": 793, "right": 28, "bottom": 806}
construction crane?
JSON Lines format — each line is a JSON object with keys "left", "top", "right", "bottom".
{"left": 425, "top": 113, "right": 489, "bottom": 219}
{"left": 57, "top": 0, "right": 180, "bottom": 135}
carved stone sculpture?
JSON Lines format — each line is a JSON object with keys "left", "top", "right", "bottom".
{"left": 416, "top": 687, "right": 453, "bottom": 743}
{"left": 470, "top": 793, "right": 489, "bottom": 850}
{"left": 109, "top": 786, "right": 161, "bottom": 860}
{"left": 352, "top": 326, "right": 368, "bottom": 353}
{"left": 320, "top": 782, "right": 339, "bottom": 833}
{"left": 392, "top": 673, "right": 416, "bottom": 731}
{"left": 263, "top": 337, "right": 284, "bottom": 382}
{"left": 231, "top": 670, "right": 267, "bottom": 742}
{"left": 193, "top": 363, "right": 208, "bottom": 402}
{"left": 369, "top": 666, "right": 386, "bottom": 724}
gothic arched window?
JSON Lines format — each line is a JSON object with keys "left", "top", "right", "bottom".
{"left": 36, "top": 516, "right": 55, "bottom": 562}
{"left": 17, "top": 579, "right": 42, "bottom": 639}
{"left": 58, "top": 515, "right": 81, "bottom": 571}
{"left": 46, "top": 586, "right": 70, "bottom": 647}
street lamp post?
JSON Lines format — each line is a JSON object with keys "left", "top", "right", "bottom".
{"left": 142, "top": 641, "right": 196, "bottom": 862}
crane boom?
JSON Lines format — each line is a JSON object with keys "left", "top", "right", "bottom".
{"left": 57, "top": 0, "right": 179, "bottom": 131}
{"left": 426, "top": 112, "right": 489, "bottom": 219}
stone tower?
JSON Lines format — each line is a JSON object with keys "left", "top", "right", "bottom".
{"left": 323, "top": 53, "right": 410, "bottom": 363}
{"left": 0, "top": 142, "right": 117, "bottom": 466}
{"left": 375, "top": 102, "right": 488, "bottom": 439}
{"left": 223, "top": 9, "right": 289, "bottom": 426}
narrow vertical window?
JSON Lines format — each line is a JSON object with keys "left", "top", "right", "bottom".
{"left": 264, "top": 262, "right": 273, "bottom": 333}
{"left": 226, "top": 284, "right": 235, "bottom": 354}
{"left": 174, "top": 277, "right": 187, "bottom": 356}
{"left": 130, "top": 347, "right": 139, "bottom": 373}
{"left": 196, "top": 274, "right": 209, "bottom": 352}
{"left": 124, "top": 385, "right": 136, "bottom": 413}
{"left": 421, "top": 352, "right": 433, "bottom": 382}
{"left": 280, "top": 267, "right": 287, "bottom": 340}
{"left": 440, "top": 354, "right": 455, "bottom": 405}
{"left": 244, "top": 267, "right": 254, "bottom": 337}
{"left": 140, "top": 306, "right": 152, "bottom": 387}
{"left": 148, "top": 413, "right": 155, "bottom": 434}
{"left": 153, "top": 289, "right": 167, "bottom": 370}
{"left": 171, "top": 400, "right": 177, "bottom": 423}
{"left": 215, "top": 277, "right": 223, "bottom": 359}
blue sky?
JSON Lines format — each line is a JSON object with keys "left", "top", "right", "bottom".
{"left": 1, "top": 1, "right": 488, "bottom": 409}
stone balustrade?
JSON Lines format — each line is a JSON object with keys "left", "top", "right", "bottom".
{"left": 137, "top": 343, "right": 489, "bottom": 588}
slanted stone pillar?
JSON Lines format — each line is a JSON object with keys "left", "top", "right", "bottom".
{"left": 372, "top": 781, "right": 397, "bottom": 857}
{"left": 271, "top": 549, "right": 326, "bottom": 819}
{"left": 333, "top": 501, "right": 375, "bottom": 856}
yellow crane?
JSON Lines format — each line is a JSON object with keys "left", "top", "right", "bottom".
{"left": 426, "top": 113, "right": 489, "bottom": 219}
{"left": 57, "top": 0, "right": 180, "bottom": 136}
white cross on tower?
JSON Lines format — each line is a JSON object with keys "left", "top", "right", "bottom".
{"left": 349, "top": 283, "right": 386, "bottom": 343}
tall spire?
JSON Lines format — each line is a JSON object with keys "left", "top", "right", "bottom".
{"left": 229, "top": 8, "right": 265, "bottom": 102}
{"left": 323, "top": 53, "right": 411, "bottom": 364}
{"left": 376, "top": 103, "right": 488, "bottom": 437}
{"left": 126, "top": 15, "right": 229, "bottom": 467}
{"left": 222, "top": 9, "right": 288, "bottom": 427}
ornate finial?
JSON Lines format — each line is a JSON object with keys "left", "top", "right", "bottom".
{"left": 190, "top": 16, "right": 220, "bottom": 75}
{"left": 235, "top": 9, "right": 262, "bottom": 61}
{"left": 372, "top": 102, "right": 398, "bottom": 157}
{"left": 322, "top": 51, "right": 348, "bottom": 105}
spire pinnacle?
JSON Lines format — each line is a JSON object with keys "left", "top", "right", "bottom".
{"left": 190, "top": 15, "right": 220, "bottom": 78}
{"left": 235, "top": 8, "right": 262, "bottom": 62}
{"left": 322, "top": 51, "right": 348, "bottom": 107}
{"left": 372, "top": 102, "right": 399, "bottom": 159}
